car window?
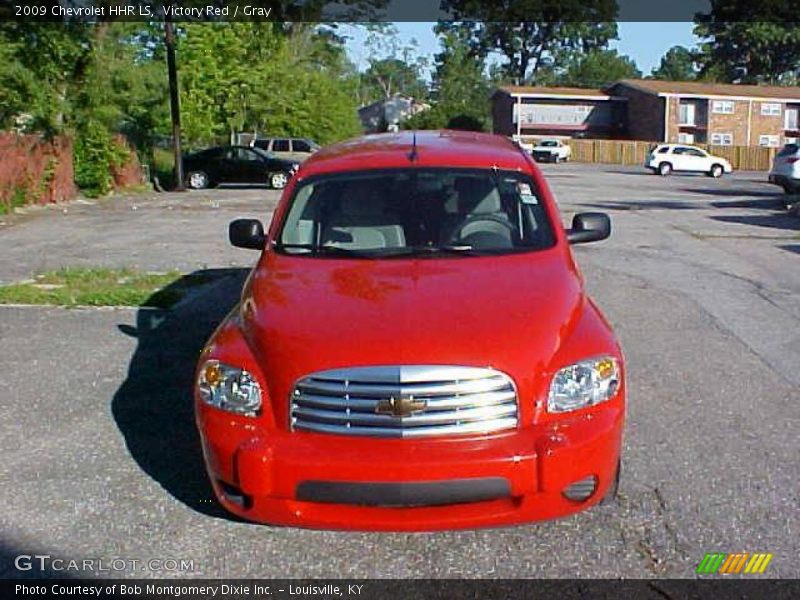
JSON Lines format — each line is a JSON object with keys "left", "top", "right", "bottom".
{"left": 272, "top": 139, "right": 290, "bottom": 152}
{"left": 278, "top": 168, "right": 556, "bottom": 257}
{"left": 657, "top": 146, "right": 670, "bottom": 154}
{"left": 251, "top": 147, "right": 275, "bottom": 160}
{"left": 540, "top": 141, "right": 558, "bottom": 147}
{"left": 292, "top": 139, "right": 312, "bottom": 152}
{"left": 777, "top": 143, "right": 799, "bottom": 157}
{"left": 252, "top": 139, "right": 270, "bottom": 151}
{"left": 198, "top": 147, "right": 224, "bottom": 159}
{"left": 232, "top": 147, "right": 262, "bottom": 162}
{"left": 673, "top": 146, "right": 703, "bottom": 156}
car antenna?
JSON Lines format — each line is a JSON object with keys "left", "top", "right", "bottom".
{"left": 408, "top": 131, "right": 419, "bottom": 163}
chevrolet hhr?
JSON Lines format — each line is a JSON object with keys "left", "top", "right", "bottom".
{"left": 195, "top": 130, "right": 625, "bottom": 530}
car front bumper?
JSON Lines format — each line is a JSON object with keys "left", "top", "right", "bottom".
{"left": 769, "top": 173, "right": 800, "bottom": 191}
{"left": 197, "top": 400, "right": 624, "bottom": 531}
{"left": 532, "top": 151, "right": 559, "bottom": 163}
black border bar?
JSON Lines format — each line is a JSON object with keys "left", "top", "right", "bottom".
{"left": 0, "top": 0, "right": 796, "bottom": 22}
{"left": 3, "top": 579, "right": 800, "bottom": 599}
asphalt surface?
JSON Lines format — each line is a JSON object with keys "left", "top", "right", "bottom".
{"left": 0, "top": 165, "right": 798, "bottom": 579}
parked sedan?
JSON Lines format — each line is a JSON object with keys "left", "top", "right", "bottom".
{"left": 183, "top": 146, "right": 299, "bottom": 189}
{"left": 645, "top": 143, "right": 732, "bottom": 177}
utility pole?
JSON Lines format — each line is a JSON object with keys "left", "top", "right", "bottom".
{"left": 164, "top": 9, "right": 185, "bottom": 191}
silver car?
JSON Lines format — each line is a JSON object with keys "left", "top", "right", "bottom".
{"left": 768, "top": 143, "right": 800, "bottom": 202}
{"left": 251, "top": 137, "right": 320, "bottom": 163}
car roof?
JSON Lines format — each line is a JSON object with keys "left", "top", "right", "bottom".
{"left": 258, "top": 136, "right": 313, "bottom": 142}
{"left": 660, "top": 143, "right": 705, "bottom": 149}
{"left": 298, "top": 130, "right": 530, "bottom": 176}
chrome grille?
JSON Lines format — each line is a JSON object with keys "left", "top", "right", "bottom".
{"left": 290, "top": 365, "right": 518, "bottom": 438}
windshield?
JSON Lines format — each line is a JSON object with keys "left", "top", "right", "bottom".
{"left": 277, "top": 168, "right": 555, "bottom": 258}
{"left": 539, "top": 140, "right": 558, "bottom": 147}
{"left": 251, "top": 146, "right": 275, "bottom": 160}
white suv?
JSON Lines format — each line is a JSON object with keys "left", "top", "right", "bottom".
{"left": 645, "top": 144, "right": 732, "bottom": 177}
{"left": 768, "top": 143, "right": 800, "bottom": 196}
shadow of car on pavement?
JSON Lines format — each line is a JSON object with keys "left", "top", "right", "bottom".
{"left": 710, "top": 213, "right": 800, "bottom": 232}
{"left": 111, "top": 268, "right": 249, "bottom": 520}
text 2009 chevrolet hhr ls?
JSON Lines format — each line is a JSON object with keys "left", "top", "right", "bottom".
{"left": 195, "top": 130, "right": 625, "bottom": 530}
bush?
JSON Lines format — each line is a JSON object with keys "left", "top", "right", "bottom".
{"left": 73, "top": 120, "right": 128, "bottom": 197}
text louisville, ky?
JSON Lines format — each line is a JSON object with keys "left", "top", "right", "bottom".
{"left": 16, "top": 584, "right": 366, "bottom": 597}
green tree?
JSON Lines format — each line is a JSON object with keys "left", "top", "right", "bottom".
{"left": 651, "top": 46, "right": 697, "bottom": 81}
{"left": 0, "top": 22, "right": 93, "bottom": 133}
{"left": 177, "top": 23, "right": 360, "bottom": 147}
{"left": 403, "top": 30, "right": 491, "bottom": 131}
{"left": 355, "top": 24, "right": 429, "bottom": 105}
{"left": 362, "top": 58, "right": 428, "bottom": 102}
{"left": 437, "top": 1, "right": 618, "bottom": 84}
{"left": 694, "top": 2, "right": 800, "bottom": 84}
{"left": 558, "top": 49, "right": 641, "bottom": 88}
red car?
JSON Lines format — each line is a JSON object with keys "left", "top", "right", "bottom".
{"left": 195, "top": 130, "right": 625, "bottom": 530}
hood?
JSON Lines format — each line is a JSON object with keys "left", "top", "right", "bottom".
{"left": 239, "top": 249, "right": 584, "bottom": 420}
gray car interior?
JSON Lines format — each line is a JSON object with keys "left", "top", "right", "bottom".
{"left": 280, "top": 171, "right": 550, "bottom": 252}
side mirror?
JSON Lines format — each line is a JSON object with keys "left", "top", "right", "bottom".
{"left": 567, "top": 212, "right": 611, "bottom": 244}
{"left": 229, "top": 219, "right": 265, "bottom": 250}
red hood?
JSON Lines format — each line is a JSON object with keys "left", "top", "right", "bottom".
{"left": 239, "top": 249, "right": 584, "bottom": 426}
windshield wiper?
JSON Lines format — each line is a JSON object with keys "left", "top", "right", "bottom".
{"left": 396, "top": 245, "right": 484, "bottom": 257}
{"left": 279, "top": 243, "right": 485, "bottom": 258}
{"left": 278, "top": 243, "right": 373, "bottom": 257}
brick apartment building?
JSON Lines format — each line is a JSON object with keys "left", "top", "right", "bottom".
{"left": 492, "top": 79, "right": 800, "bottom": 147}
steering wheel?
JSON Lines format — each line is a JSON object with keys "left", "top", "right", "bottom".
{"left": 445, "top": 215, "right": 518, "bottom": 247}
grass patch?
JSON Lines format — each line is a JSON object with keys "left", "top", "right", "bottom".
{"left": 0, "top": 267, "right": 215, "bottom": 308}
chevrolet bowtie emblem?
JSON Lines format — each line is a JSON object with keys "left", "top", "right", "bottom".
{"left": 375, "top": 395, "right": 427, "bottom": 418}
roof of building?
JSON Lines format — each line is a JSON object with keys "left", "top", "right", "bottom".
{"left": 300, "top": 130, "right": 530, "bottom": 176}
{"left": 495, "top": 86, "right": 612, "bottom": 99}
{"left": 493, "top": 80, "right": 800, "bottom": 102}
{"left": 613, "top": 79, "right": 800, "bottom": 101}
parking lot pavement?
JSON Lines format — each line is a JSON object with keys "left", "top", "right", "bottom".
{"left": 0, "top": 186, "right": 281, "bottom": 285}
{"left": 1, "top": 165, "right": 798, "bottom": 578}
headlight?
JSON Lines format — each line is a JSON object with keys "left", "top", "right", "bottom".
{"left": 197, "top": 360, "right": 262, "bottom": 416}
{"left": 547, "top": 357, "right": 620, "bottom": 413}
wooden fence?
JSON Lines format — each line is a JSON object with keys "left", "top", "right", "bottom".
{"left": 556, "top": 139, "right": 779, "bottom": 171}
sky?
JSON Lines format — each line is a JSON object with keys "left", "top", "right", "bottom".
{"left": 340, "top": 22, "right": 698, "bottom": 78}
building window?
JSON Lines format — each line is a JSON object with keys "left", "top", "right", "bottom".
{"left": 678, "top": 102, "right": 696, "bottom": 125}
{"left": 786, "top": 108, "right": 799, "bottom": 131}
{"left": 761, "top": 103, "right": 782, "bottom": 116}
{"left": 758, "top": 135, "right": 780, "bottom": 147}
{"left": 711, "top": 100, "right": 735, "bottom": 114}
{"left": 710, "top": 132, "right": 733, "bottom": 146}
{"left": 678, "top": 132, "right": 695, "bottom": 144}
